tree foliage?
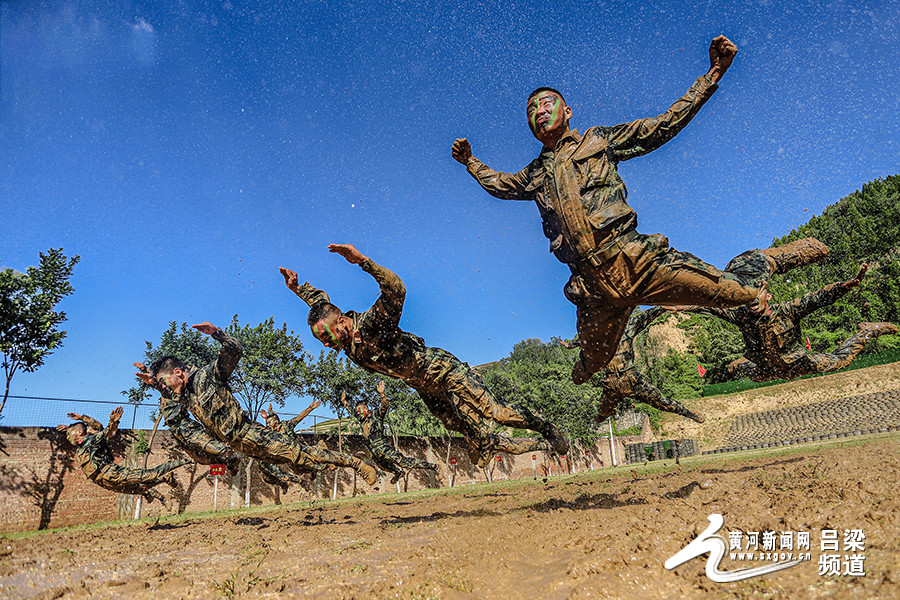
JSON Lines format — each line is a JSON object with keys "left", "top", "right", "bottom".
{"left": 308, "top": 350, "right": 449, "bottom": 437}
{"left": 1, "top": 248, "right": 80, "bottom": 418}
{"left": 125, "top": 316, "right": 311, "bottom": 419}
{"left": 479, "top": 338, "right": 601, "bottom": 442}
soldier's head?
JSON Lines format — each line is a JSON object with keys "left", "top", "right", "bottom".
{"left": 64, "top": 422, "right": 87, "bottom": 446}
{"left": 356, "top": 400, "right": 370, "bottom": 418}
{"left": 527, "top": 87, "right": 572, "bottom": 148}
{"left": 308, "top": 302, "right": 354, "bottom": 350}
{"left": 150, "top": 356, "right": 191, "bottom": 395}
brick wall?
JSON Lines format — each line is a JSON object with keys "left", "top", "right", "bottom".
{"left": 0, "top": 418, "right": 652, "bottom": 534}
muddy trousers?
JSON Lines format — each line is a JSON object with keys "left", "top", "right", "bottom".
{"left": 91, "top": 458, "right": 190, "bottom": 501}
{"left": 417, "top": 389, "right": 549, "bottom": 467}
{"left": 171, "top": 426, "right": 241, "bottom": 474}
{"left": 569, "top": 233, "right": 774, "bottom": 377}
{"left": 599, "top": 370, "right": 700, "bottom": 421}
{"left": 422, "top": 348, "right": 560, "bottom": 441}
{"left": 370, "top": 447, "right": 438, "bottom": 477}
{"left": 732, "top": 333, "right": 874, "bottom": 383}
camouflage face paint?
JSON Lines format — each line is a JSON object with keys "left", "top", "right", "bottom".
{"left": 313, "top": 321, "right": 343, "bottom": 349}
{"left": 528, "top": 92, "right": 561, "bottom": 134}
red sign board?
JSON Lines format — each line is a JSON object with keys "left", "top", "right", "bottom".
{"left": 449, "top": 457, "right": 457, "bottom": 465}
{"left": 209, "top": 465, "right": 226, "bottom": 476}
{"left": 532, "top": 454, "right": 536, "bottom": 460}
{"left": 496, "top": 456, "right": 501, "bottom": 462}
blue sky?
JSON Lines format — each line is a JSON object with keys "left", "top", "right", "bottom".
{"left": 2, "top": 0, "right": 898, "bottom": 424}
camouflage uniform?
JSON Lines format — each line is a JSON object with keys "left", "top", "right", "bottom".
{"left": 687, "top": 282, "right": 893, "bottom": 382}
{"left": 175, "top": 329, "right": 377, "bottom": 483}
{"left": 463, "top": 74, "right": 774, "bottom": 377}
{"left": 294, "top": 258, "right": 560, "bottom": 467}
{"left": 73, "top": 414, "right": 187, "bottom": 503}
{"left": 158, "top": 394, "right": 300, "bottom": 489}
{"left": 345, "top": 392, "right": 439, "bottom": 479}
{"left": 594, "top": 307, "right": 703, "bottom": 422}
{"left": 261, "top": 407, "right": 335, "bottom": 475}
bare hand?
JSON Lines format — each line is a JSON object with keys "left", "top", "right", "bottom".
{"left": 328, "top": 244, "right": 367, "bottom": 265}
{"left": 66, "top": 412, "right": 80, "bottom": 420}
{"left": 708, "top": 35, "right": 737, "bottom": 82}
{"left": 56, "top": 424, "right": 69, "bottom": 431}
{"left": 309, "top": 399, "right": 322, "bottom": 410}
{"left": 279, "top": 267, "right": 300, "bottom": 291}
{"left": 110, "top": 407, "right": 124, "bottom": 422}
{"left": 192, "top": 322, "right": 219, "bottom": 336}
{"left": 376, "top": 380, "right": 386, "bottom": 395}
{"left": 135, "top": 372, "right": 156, "bottom": 386}
{"left": 340, "top": 390, "right": 347, "bottom": 404}
{"left": 559, "top": 339, "right": 574, "bottom": 350}
{"left": 452, "top": 138, "right": 473, "bottom": 165}
{"left": 259, "top": 408, "right": 269, "bottom": 419}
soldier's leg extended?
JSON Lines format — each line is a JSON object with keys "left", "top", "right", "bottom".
{"left": 437, "top": 358, "right": 569, "bottom": 456}
{"left": 178, "top": 429, "right": 241, "bottom": 475}
{"left": 571, "top": 297, "right": 633, "bottom": 384}
{"left": 807, "top": 322, "right": 898, "bottom": 374}
{"left": 258, "top": 460, "right": 300, "bottom": 493}
{"left": 99, "top": 459, "right": 190, "bottom": 488}
{"left": 233, "top": 423, "right": 379, "bottom": 486}
{"left": 628, "top": 372, "right": 704, "bottom": 423}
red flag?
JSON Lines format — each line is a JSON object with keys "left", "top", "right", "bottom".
{"left": 806, "top": 336, "right": 812, "bottom": 350}
{"left": 697, "top": 362, "right": 707, "bottom": 377}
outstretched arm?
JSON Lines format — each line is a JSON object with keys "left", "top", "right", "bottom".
{"left": 133, "top": 363, "right": 176, "bottom": 399}
{"left": 279, "top": 267, "right": 332, "bottom": 308}
{"left": 193, "top": 322, "right": 242, "bottom": 383}
{"left": 606, "top": 36, "right": 735, "bottom": 162}
{"left": 789, "top": 264, "right": 867, "bottom": 320}
{"left": 329, "top": 244, "right": 406, "bottom": 329}
{"left": 452, "top": 138, "right": 534, "bottom": 201}
{"left": 67, "top": 412, "right": 103, "bottom": 432}
{"left": 284, "top": 399, "right": 321, "bottom": 430}
{"left": 105, "top": 406, "right": 124, "bottom": 439}
{"left": 377, "top": 380, "right": 389, "bottom": 413}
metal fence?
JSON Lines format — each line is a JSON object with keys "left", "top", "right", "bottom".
{"left": 0, "top": 395, "right": 327, "bottom": 431}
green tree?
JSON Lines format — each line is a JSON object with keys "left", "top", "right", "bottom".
{"left": 480, "top": 338, "right": 600, "bottom": 442}
{"left": 307, "top": 350, "right": 448, "bottom": 437}
{"left": 125, "top": 316, "right": 311, "bottom": 419}
{"left": 1, "top": 248, "right": 80, "bottom": 418}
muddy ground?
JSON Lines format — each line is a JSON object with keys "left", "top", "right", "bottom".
{"left": 1, "top": 434, "right": 898, "bottom": 600}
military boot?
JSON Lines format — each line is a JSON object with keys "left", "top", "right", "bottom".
{"left": 350, "top": 457, "right": 379, "bottom": 486}
{"left": 856, "top": 322, "right": 899, "bottom": 341}
{"left": 761, "top": 237, "right": 829, "bottom": 274}
{"left": 542, "top": 422, "right": 570, "bottom": 456}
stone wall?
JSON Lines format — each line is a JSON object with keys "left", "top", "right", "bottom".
{"left": 0, "top": 417, "right": 652, "bottom": 534}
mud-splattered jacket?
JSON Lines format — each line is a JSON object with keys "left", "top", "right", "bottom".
{"left": 74, "top": 417, "right": 116, "bottom": 480}
{"left": 295, "top": 259, "right": 455, "bottom": 394}
{"left": 690, "top": 282, "right": 851, "bottom": 368}
{"left": 464, "top": 75, "right": 718, "bottom": 265}
{"left": 346, "top": 394, "right": 394, "bottom": 456}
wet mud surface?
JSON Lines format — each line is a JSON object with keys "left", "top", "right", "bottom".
{"left": 2, "top": 436, "right": 898, "bottom": 599}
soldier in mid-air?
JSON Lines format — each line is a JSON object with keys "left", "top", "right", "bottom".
{"left": 452, "top": 35, "right": 827, "bottom": 384}
{"left": 341, "top": 381, "right": 440, "bottom": 484}
{"left": 139, "top": 323, "right": 379, "bottom": 486}
{"left": 59, "top": 407, "right": 189, "bottom": 504}
{"left": 680, "top": 264, "right": 898, "bottom": 382}
{"left": 134, "top": 363, "right": 302, "bottom": 493}
{"left": 280, "top": 244, "right": 568, "bottom": 467}
{"left": 563, "top": 306, "right": 705, "bottom": 423}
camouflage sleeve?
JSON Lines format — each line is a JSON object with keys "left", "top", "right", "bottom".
{"left": 293, "top": 282, "right": 331, "bottom": 308}
{"left": 605, "top": 74, "right": 718, "bottom": 162}
{"left": 465, "top": 157, "right": 536, "bottom": 201}
{"left": 359, "top": 258, "right": 406, "bottom": 330}
{"left": 786, "top": 282, "right": 849, "bottom": 320}
{"left": 210, "top": 328, "right": 243, "bottom": 384}
{"left": 78, "top": 414, "right": 104, "bottom": 432}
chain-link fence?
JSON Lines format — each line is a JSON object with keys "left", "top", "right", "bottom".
{"left": 0, "top": 395, "right": 329, "bottom": 431}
